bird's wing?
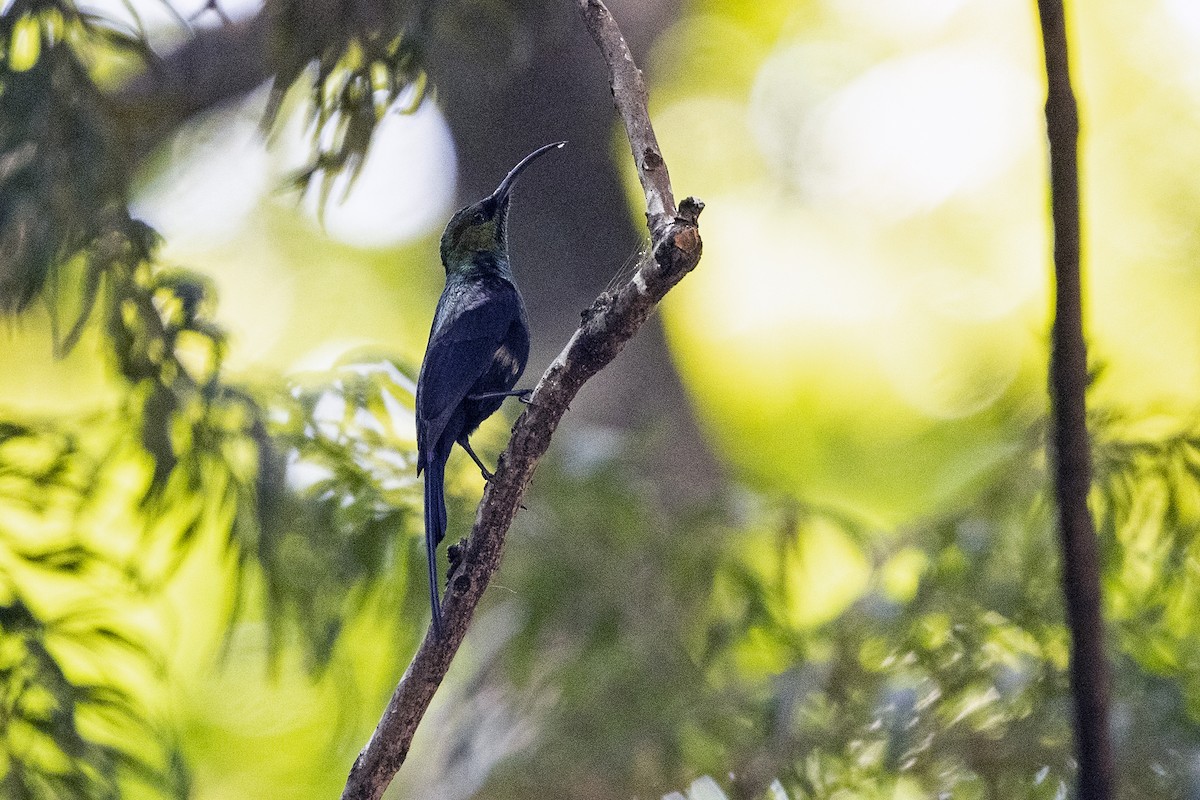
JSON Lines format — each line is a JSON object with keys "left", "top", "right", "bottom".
{"left": 416, "top": 281, "right": 522, "bottom": 457}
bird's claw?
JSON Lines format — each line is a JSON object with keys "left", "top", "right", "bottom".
{"left": 518, "top": 389, "right": 535, "bottom": 404}
{"left": 448, "top": 540, "right": 466, "bottom": 573}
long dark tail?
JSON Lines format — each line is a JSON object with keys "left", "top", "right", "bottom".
{"left": 423, "top": 454, "right": 448, "bottom": 637}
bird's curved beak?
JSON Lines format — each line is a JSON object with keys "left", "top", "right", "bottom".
{"left": 489, "top": 141, "right": 567, "bottom": 204}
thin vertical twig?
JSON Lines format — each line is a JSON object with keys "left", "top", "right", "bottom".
{"left": 1035, "top": 2, "right": 1115, "bottom": 798}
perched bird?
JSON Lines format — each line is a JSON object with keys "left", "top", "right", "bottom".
{"left": 416, "top": 141, "right": 565, "bottom": 636}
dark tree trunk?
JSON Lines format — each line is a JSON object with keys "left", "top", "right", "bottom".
{"left": 1036, "top": 1, "right": 1116, "bottom": 797}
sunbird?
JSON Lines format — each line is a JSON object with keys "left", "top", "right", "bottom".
{"left": 416, "top": 141, "right": 566, "bottom": 636}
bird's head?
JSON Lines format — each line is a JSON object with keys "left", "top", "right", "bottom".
{"left": 439, "top": 141, "right": 566, "bottom": 273}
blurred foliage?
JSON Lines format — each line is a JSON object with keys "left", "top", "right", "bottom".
{"left": 0, "top": 350, "right": 431, "bottom": 795}
{"left": 0, "top": 419, "right": 188, "bottom": 800}
{"left": 0, "top": 0, "right": 440, "bottom": 793}
{"left": 459, "top": 415, "right": 1200, "bottom": 800}
{"left": 1092, "top": 416, "right": 1200, "bottom": 713}
{"left": 256, "top": 356, "right": 426, "bottom": 666}
{"left": 0, "top": 0, "right": 141, "bottom": 312}
{"left": 269, "top": 0, "right": 431, "bottom": 209}
{"left": 0, "top": 594, "right": 189, "bottom": 800}
{"left": 0, "top": 0, "right": 431, "bottom": 315}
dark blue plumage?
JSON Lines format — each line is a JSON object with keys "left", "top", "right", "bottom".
{"left": 416, "top": 142, "right": 564, "bottom": 636}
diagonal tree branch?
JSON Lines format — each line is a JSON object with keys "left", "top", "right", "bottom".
{"left": 338, "top": 2, "right": 703, "bottom": 799}
{"left": 1035, "top": 2, "right": 1115, "bottom": 799}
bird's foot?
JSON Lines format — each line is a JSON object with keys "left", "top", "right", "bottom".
{"left": 458, "top": 436, "right": 496, "bottom": 480}
{"left": 447, "top": 538, "right": 468, "bottom": 574}
{"left": 468, "top": 388, "right": 529, "bottom": 402}
{"left": 518, "top": 389, "right": 534, "bottom": 404}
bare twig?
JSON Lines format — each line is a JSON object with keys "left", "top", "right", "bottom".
{"left": 1035, "top": 2, "right": 1115, "bottom": 798}
{"left": 576, "top": 0, "right": 675, "bottom": 234}
{"left": 338, "top": 3, "right": 703, "bottom": 799}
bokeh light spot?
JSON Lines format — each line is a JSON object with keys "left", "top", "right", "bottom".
{"left": 296, "top": 102, "right": 457, "bottom": 249}
{"left": 831, "top": 0, "right": 971, "bottom": 40}
{"left": 810, "top": 45, "right": 1041, "bottom": 217}
{"left": 132, "top": 99, "right": 270, "bottom": 249}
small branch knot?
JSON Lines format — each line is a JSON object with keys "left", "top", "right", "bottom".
{"left": 447, "top": 540, "right": 466, "bottom": 572}
{"left": 671, "top": 225, "right": 702, "bottom": 260}
{"left": 582, "top": 292, "right": 614, "bottom": 324}
{"left": 678, "top": 196, "right": 704, "bottom": 226}
{"left": 642, "top": 148, "right": 663, "bottom": 170}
